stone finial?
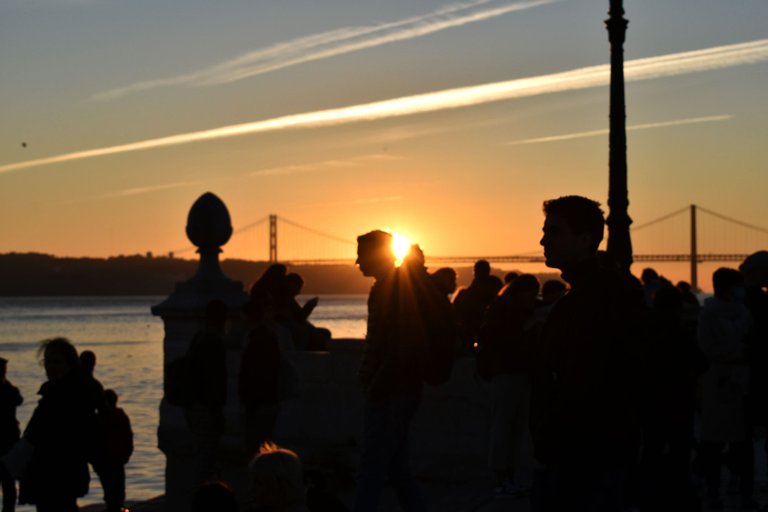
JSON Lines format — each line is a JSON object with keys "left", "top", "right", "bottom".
{"left": 186, "top": 192, "right": 233, "bottom": 249}
{"left": 184, "top": 192, "right": 234, "bottom": 285}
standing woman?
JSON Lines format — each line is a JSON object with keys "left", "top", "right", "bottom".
{"left": 19, "top": 338, "right": 97, "bottom": 512}
{"left": 0, "top": 357, "right": 23, "bottom": 512}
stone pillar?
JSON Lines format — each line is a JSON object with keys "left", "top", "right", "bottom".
{"left": 152, "top": 192, "right": 250, "bottom": 512}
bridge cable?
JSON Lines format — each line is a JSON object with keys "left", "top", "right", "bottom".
{"left": 278, "top": 217, "right": 356, "bottom": 246}
{"left": 630, "top": 206, "right": 689, "bottom": 232}
{"left": 696, "top": 206, "right": 768, "bottom": 235}
{"left": 232, "top": 216, "right": 270, "bottom": 236}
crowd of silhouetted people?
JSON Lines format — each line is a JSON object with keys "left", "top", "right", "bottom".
{"left": 2, "top": 195, "right": 767, "bottom": 512}
{"left": 0, "top": 344, "right": 133, "bottom": 512}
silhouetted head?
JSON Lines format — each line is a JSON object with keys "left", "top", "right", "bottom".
{"left": 713, "top": 267, "right": 744, "bottom": 301}
{"left": 431, "top": 267, "right": 458, "bottom": 296}
{"left": 676, "top": 281, "right": 692, "bottom": 293}
{"left": 39, "top": 337, "right": 79, "bottom": 382}
{"left": 104, "top": 388, "right": 118, "bottom": 408}
{"left": 739, "top": 250, "right": 768, "bottom": 288}
{"left": 641, "top": 267, "right": 659, "bottom": 285}
{"left": 204, "top": 300, "right": 228, "bottom": 330}
{"left": 504, "top": 271, "right": 520, "bottom": 284}
{"left": 192, "top": 480, "right": 238, "bottom": 512}
{"left": 80, "top": 350, "right": 96, "bottom": 375}
{"left": 505, "top": 273, "right": 540, "bottom": 311}
{"left": 356, "top": 230, "right": 395, "bottom": 279}
{"left": 473, "top": 260, "right": 491, "bottom": 278}
{"left": 540, "top": 196, "right": 604, "bottom": 271}
{"left": 248, "top": 441, "right": 305, "bottom": 511}
{"left": 250, "top": 263, "right": 288, "bottom": 298}
{"left": 283, "top": 273, "right": 304, "bottom": 298}
{"left": 402, "top": 244, "right": 426, "bottom": 272}
{"left": 541, "top": 279, "right": 567, "bottom": 304}
{"left": 0, "top": 358, "right": 6, "bottom": 381}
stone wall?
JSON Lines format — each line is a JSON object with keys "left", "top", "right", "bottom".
{"left": 273, "top": 339, "right": 533, "bottom": 483}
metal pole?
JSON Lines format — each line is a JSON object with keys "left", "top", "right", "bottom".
{"left": 605, "top": 0, "right": 633, "bottom": 273}
{"left": 269, "top": 214, "right": 278, "bottom": 263}
{"left": 690, "top": 204, "right": 698, "bottom": 291}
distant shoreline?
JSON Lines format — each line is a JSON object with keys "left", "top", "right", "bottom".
{"left": 1, "top": 252, "right": 559, "bottom": 297}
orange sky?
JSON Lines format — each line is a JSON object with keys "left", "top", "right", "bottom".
{"left": 1, "top": 0, "right": 767, "bottom": 291}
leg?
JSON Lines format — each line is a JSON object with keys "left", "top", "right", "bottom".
{"left": 488, "top": 375, "right": 515, "bottom": 481}
{"left": 699, "top": 441, "right": 724, "bottom": 502}
{"left": 353, "top": 393, "right": 425, "bottom": 512}
{"left": 731, "top": 440, "right": 754, "bottom": 503}
{"left": 387, "top": 396, "right": 426, "bottom": 512}
{"left": 530, "top": 468, "right": 556, "bottom": 512}
{"left": 0, "top": 463, "right": 16, "bottom": 512}
{"left": 97, "top": 464, "right": 126, "bottom": 512}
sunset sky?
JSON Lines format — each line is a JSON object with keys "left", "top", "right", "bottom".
{"left": 1, "top": 0, "right": 767, "bottom": 286}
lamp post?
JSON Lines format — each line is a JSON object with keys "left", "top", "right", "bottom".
{"left": 605, "top": 0, "right": 633, "bottom": 273}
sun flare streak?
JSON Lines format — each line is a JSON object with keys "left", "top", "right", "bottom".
{"left": 2, "top": 39, "right": 768, "bottom": 175}
{"left": 392, "top": 232, "right": 412, "bottom": 267}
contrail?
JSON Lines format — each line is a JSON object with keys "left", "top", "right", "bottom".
{"left": 101, "top": 180, "right": 201, "bottom": 198}
{"left": 249, "top": 153, "right": 401, "bottom": 176}
{"left": 94, "top": 0, "right": 557, "bottom": 100}
{"left": 2, "top": 39, "right": 767, "bottom": 175}
{"left": 507, "top": 115, "right": 734, "bottom": 144}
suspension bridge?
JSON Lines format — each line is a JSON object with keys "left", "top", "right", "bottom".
{"left": 170, "top": 205, "right": 768, "bottom": 290}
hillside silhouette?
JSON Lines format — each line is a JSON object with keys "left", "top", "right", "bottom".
{"left": 0, "top": 253, "right": 560, "bottom": 296}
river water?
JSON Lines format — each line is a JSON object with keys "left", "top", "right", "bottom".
{"left": 0, "top": 295, "right": 367, "bottom": 509}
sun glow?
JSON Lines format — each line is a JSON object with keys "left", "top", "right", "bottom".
{"left": 391, "top": 232, "right": 412, "bottom": 267}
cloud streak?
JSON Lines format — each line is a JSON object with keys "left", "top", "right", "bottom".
{"left": 3, "top": 39, "right": 767, "bottom": 175}
{"left": 101, "top": 180, "right": 200, "bottom": 198}
{"left": 94, "top": 0, "right": 558, "bottom": 100}
{"left": 506, "top": 115, "right": 734, "bottom": 144}
{"left": 249, "top": 153, "right": 401, "bottom": 177}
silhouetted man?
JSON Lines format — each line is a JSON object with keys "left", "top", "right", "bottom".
{"left": 80, "top": 350, "right": 107, "bottom": 414}
{"left": 0, "top": 358, "right": 22, "bottom": 512}
{"left": 530, "top": 196, "right": 644, "bottom": 512}
{"left": 186, "top": 300, "right": 228, "bottom": 485}
{"left": 353, "top": 230, "right": 427, "bottom": 512}
{"left": 93, "top": 389, "right": 133, "bottom": 512}
{"left": 740, "top": 251, "right": 768, "bottom": 504}
{"left": 453, "top": 259, "right": 503, "bottom": 352}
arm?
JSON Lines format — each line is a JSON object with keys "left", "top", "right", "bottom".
{"left": 302, "top": 296, "right": 319, "bottom": 319}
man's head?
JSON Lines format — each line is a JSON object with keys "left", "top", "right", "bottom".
{"left": 540, "top": 196, "right": 604, "bottom": 271}
{"left": 641, "top": 267, "right": 659, "bottom": 285}
{"left": 79, "top": 350, "right": 96, "bottom": 375}
{"left": 39, "top": 337, "right": 79, "bottom": 382}
{"left": 431, "top": 267, "right": 458, "bottom": 295}
{"left": 248, "top": 441, "right": 305, "bottom": 510}
{"left": 473, "top": 260, "right": 491, "bottom": 278}
{"left": 712, "top": 267, "right": 744, "bottom": 301}
{"left": 356, "top": 230, "right": 395, "bottom": 279}
{"left": 739, "top": 250, "right": 768, "bottom": 288}
{"left": 505, "top": 273, "right": 541, "bottom": 311}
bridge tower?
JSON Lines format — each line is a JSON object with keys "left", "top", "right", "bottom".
{"left": 269, "top": 214, "right": 278, "bottom": 262}
{"left": 690, "top": 204, "right": 698, "bottom": 291}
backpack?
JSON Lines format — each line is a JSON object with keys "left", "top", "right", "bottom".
{"left": 398, "top": 265, "right": 457, "bottom": 386}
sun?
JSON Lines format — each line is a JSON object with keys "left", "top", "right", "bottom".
{"left": 391, "top": 232, "right": 412, "bottom": 267}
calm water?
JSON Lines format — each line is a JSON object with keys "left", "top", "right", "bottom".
{"left": 0, "top": 295, "right": 367, "bottom": 509}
